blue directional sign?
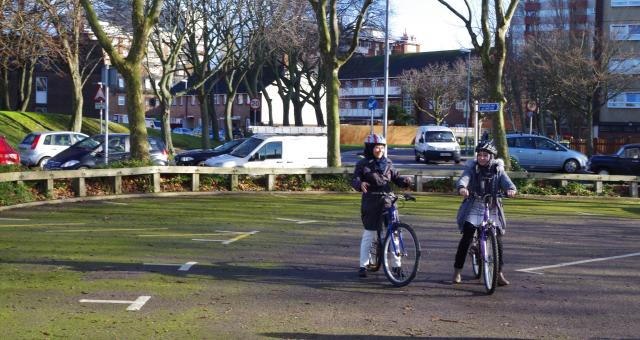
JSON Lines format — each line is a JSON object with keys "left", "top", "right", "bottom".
{"left": 367, "top": 96, "right": 378, "bottom": 110}
{"left": 478, "top": 102, "right": 500, "bottom": 112}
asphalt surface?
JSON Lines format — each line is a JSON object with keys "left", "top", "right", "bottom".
{"left": 342, "top": 147, "right": 470, "bottom": 169}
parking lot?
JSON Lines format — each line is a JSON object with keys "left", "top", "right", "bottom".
{"left": 1, "top": 193, "right": 639, "bottom": 338}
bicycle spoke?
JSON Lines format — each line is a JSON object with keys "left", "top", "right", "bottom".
{"left": 382, "top": 223, "right": 420, "bottom": 287}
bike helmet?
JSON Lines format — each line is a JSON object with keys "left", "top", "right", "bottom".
{"left": 475, "top": 140, "right": 497, "bottom": 155}
{"left": 364, "top": 134, "right": 386, "bottom": 145}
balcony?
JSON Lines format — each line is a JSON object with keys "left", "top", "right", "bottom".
{"left": 339, "top": 86, "right": 402, "bottom": 97}
{"left": 524, "top": 2, "right": 541, "bottom": 11}
{"left": 339, "top": 108, "right": 383, "bottom": 118}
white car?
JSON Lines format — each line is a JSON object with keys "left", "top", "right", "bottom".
{"left": 18, "top": 131, "right": 88, "bottom": 168}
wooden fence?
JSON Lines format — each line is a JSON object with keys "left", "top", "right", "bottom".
{"left": 570, "top": 137, "right": 640, "bottom": 155}
{"left": 0, "top": 167, "right": 638, "bottom": 207}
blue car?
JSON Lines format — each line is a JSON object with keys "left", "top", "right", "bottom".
{"left": 587, "top": 144, "right": 640, "bottom": 175}
{"left": 506, "top": 134, "right": 588, "bottom": 173}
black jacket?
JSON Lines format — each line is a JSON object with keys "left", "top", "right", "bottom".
{"left": 351, "top": 157, "right": 409, "bottom": 230}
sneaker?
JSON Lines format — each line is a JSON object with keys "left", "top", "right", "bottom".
{"left": 391, "top": 267, "right": 405, "bottom": 279}
{"left": 498, "top": 272, "right": 510, "bottom": 286}
{"left": 452, "top": 269, "right": 462, "bottom": 284}
{"left": 358, "top": 267, "right": 367, "bottom": 278}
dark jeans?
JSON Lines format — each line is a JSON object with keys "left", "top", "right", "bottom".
{"left": 454, "top": 222, "right": 504, "bottom": 271}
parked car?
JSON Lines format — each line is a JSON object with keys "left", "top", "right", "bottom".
{"left": 18, "top": 131, "right": 88, "bottom": 168}
{"left": 172, "top": 127, "right": 193, "bottom": 135}
{"left": 0, "top": 135, "right": 20, "bottom": 165}
{"left": 175, "top": 138, "right": 247, "bottom": 166}
{"left": 44, "top": 134, "right": 168, "bottom": 170}
{"left": 414, "top": 125, "right": 461, "bottom": 163}
{"left": 506, "top": 133, "right": 588, "bottom": 173}
{"left": 587, "top": 144, "right": 640, "bottom": 175}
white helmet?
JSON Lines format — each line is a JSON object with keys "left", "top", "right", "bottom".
{"left": 364, "top": 134, "right": 386, "bottom": 145}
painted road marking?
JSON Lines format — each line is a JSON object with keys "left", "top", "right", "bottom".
{"left": 193, "top": 230, "right": 259, "bottom": 244}
{"left": 276, "top": 218, "right": 318, "bottom": 224}
{"left": 79, "top": 295, "right": 151, "bottom": 311}
{"left": 0, "top": 217, "right": 30, "bottom": 221}
{"left": 577, "top": 212, "right": 602, "bottom": 216}
{"left": 0, "top": 222, "right": 86, "bottom": 228}
{"left": 47, "top": 227, "right": 169, "bottom": 233}
{"left": 517, "top": 252, "right": 640, "bottom": 274}
{"left": 103, "top": 201, "right": 129, "bottom": 205}
{"left": 178, "top": 261, "right": 198, "bottom": 271}
{"left": 137, "top": 233, "right": 225, "bottom": 237}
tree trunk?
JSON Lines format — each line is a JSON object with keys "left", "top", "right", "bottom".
{"left": 0, "top": 66, "right": 10, "bottom": 110}
{"left": 197, "top": 90, "right": 212, "bottom": 149}
{"left": 159, "top": 100, "right": 174, "bottom": 154}
{"left": 68, "top": 66, "right": 84, "bottom": 132}
{"left": 224, "top": 92, "right": 236, "bottom": 141}
{"left": 18, "top": 65, "right": 35, "bottom": 112}
{"left": 123, "top": 66, "right": 150, "bottom": 161}
{"left": 324, "top": 65, "right": 341, "bottom": 167}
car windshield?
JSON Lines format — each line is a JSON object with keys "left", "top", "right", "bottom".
{"left": 230, "top": 137, "right": 263, "bottom": 158}
{"left": 214, "top": 139, "right": 243, "bottom": 152}
{"left": 74, "top": 135, "right": 103, "bottom": 150}
{"left": 425, "top": 131, "right": 456, "bottom": 142}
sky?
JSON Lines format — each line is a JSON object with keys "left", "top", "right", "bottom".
{"left": 389, "top": 0, "right": 473, "bottom": 52}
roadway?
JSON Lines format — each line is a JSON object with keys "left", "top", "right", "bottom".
{"left": 342, "top": 147, "right": 470, "bottom": 169}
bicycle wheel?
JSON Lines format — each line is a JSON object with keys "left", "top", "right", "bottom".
{"left": 482, "top": 230, "right": 499, "bottom": 295}
{"left": 366, "top": 229, "right": 383, "bottom": 272}
{"left": 382, "top": 223, "right": 421, "bottom": 287}
{"left": 469, "top": 232, "right": 482, "bottom": 279}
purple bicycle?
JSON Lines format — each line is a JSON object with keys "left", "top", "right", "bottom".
{"left": 468, "top": 193, "right": 501, "bottom": 294}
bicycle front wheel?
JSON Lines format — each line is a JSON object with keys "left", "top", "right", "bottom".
{"left": 482, "top": 230, "right": 499, "bottom": 295}
{"left": 382, "top": 223, "right": 421, "bottom": 287}
{"left": 469, "top": 233, "right": 482, "bottom": 279}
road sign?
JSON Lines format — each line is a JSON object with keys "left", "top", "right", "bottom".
{"left": 527, "top": 111, "right": 534, "bottom": 118}
{"left": 250, "top": 98, "right": 260, "bottom": 109}
{"left": 367, "top": 96, "right": 377, "bottom": 110}
{"left": 478, "top": 102, "right": 499, "bottom": 112}
{"left": 95, "top": 102, "right": 106, "bottom": 110}
{"left": 94, "top": 87, "right": 105, "bottom": 102}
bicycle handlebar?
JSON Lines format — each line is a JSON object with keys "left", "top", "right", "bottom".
{"left": 367, "top": 192, "right": 416, "bottom": 202}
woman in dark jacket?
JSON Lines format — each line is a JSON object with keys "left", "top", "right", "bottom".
{"left": 351, "top": 134, "right": 412, "bottom": 277}
{"left": 453, "top": 140, "right": 517, "bottom": 285}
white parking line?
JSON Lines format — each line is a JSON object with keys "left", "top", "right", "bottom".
{"left": 276, "top": 218, "right": 318, "bottom": 224}
{"left": 142, "top": 261, "right": 198, "bottom": 272}
{"left": 178, "top": 261, "right": 198, "bottom": 271}
{"left": 0, "top": 222, "right": 86, "bottom": 228}
{"left": 192, "top": 230, "right": 259, "bottom": 244}
{"left": 0, "top": 217, "right": 30, "bottom": 221}
{"left": 79, "top": 295, "right": 151, "bottom": 311}
{"left": 47, "top": 228, "right": 169, "bottom": 233}
{"left": 517, "top": 252, "right": 640, "bottom": 274}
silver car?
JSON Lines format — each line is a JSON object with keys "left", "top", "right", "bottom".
{"left": 506, "top": 134, "right": 588, "bottom": 173}
{"left": 18, "top": 131, "right": 88, "bottom": 168}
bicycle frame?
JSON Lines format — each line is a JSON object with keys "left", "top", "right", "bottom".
{"left": 383, "top": 197, "right": 405, "bottom": 257}
{"left": 478, "top": 196, "right": 497, "bottom": 265}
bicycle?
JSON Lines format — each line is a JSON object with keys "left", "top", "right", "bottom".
{"left": 467, "top": 193, "right": 502, "bottom": 295}
{"left": 365, "top": 192, "right": 421, "bottom": 287}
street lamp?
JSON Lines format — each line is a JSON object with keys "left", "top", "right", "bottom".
{"left": 460, "top": 48, "right": 471, "bottom": 154}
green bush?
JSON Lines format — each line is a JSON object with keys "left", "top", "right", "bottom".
{"left": 310, "top": 174, "right": 353, "bottom": 192}
{"left": 558, "top": 182, "right": 595, "bottom": 196}
{"left": 0, "top": 182, "right": 35, "bottom": 206}
{"left": 0, "top": 164, "right": 27, "bottom": 173}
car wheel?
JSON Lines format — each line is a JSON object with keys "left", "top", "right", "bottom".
{"left": 197, "top": 161, "right": 206, "bottom": 166}
{"left": 563, "top": 159, "right": 579, "bottom": 173}
{"left": 77, "top": 166, "right": 89, "bottom": 170}
{"left": 38, "top": 157, "right": 51, "bottom": 169}
{"left": 423, "top": 152, "right": 430, "bottom": 164}
{"left": 597, "top": 169, "right": 610, "bottom": 175}
{"left": 414, "top": 152, "right": 420, "bottom": 162}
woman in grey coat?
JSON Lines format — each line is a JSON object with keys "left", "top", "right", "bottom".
{"left": 453, "top": 140, "right": 516, "bottom": 285}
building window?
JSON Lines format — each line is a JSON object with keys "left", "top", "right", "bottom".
{"left": 118, "top": 77, "right": 125, "bottom": 88}
{"left": 371, "top": 79, "right": 378, "bottom": 88}
{"left": 345, "top": 101, "right": 352, "bottom": 109}
{"left": 238, "top": 95, "right": 244, "bottom": 104}
{"left": 611, "top": 24, "right": 640, "bottom": 40}
{"left": 35, "top": 77, "right": 47, "bottom": 104}
{"left": 118, "top": 95, "right": 125, "bottom": 106}
{"left": 191, "top": 96, "right": 197, "bottom": 105}
{"left": 611, "top": 0, "right": 640, "bottom": 6}
{"left": 357, "top": 101, "right": 363, "bottom": 109}
{"left": 148, "top": 98, "right": 156, "bottom": 107}
{"left": 608, "top": 92, "right": 640, "bottom": 108}
{"left": 171, "top": 97, "right": 176, "bottom": 106}
{"left": 214, "top": 95, "right": 220, "bottom": 105}
{"left": 145, "top": 78, "right": 152, "bottom": 90}
{"left": 357, "top": 79, "right": 364, "bottom": 88}
{"left": 610, "top": 58, "right": 640, "bottom": 74}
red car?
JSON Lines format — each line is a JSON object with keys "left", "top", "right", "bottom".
{"left": 0, "top": 135, "right": 20, "bottom": 165}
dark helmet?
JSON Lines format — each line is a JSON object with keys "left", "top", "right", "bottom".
{"left": 364, "top": 134, "right": 386, "bottom": 146}
{"left": 475, "top": 140, "right": 497, "bottom": 155}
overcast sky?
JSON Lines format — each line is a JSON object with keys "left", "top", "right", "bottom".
{"left": 389, "top": 0, "right": 473, "bottom": 52}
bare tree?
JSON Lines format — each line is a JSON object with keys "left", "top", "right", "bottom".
{"left": 438, "top": 0, "right": 519, "bottom": 168}
{"left": 308, "top": 0, "right": 373, "bottom": 167}
{"left": 80, "top": 0, "right": 163, "bottom": 161}
{"left": 400, "top": 61, "right": 468, "bottom": 126}
{"left": 525, "top": 30, "right": 636, "bottom": 155}
{"left": 144, "top": 0, "right": 190, "bottom": 154}
{"left": 39, "top": 0, "right": 102, "bottom": 132}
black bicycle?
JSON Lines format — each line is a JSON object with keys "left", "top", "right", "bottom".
{"left": 468, "top": 193, "right": 501, "bottom": 294}
{"left": 365, "top": 192, "right": 421, "bottom": 287}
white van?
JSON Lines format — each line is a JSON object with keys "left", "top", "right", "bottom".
{"left": 203, "top": 134, "right": 327, "bottom": 168}
{"left": 414, "top": 125, "right": 461, "bottom": 163}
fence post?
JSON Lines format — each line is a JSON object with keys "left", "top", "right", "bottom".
{"left": 43, "top": 179, "right": 54, "bottom": 198}
{"left": 631, "top": 181, "right": 638, "bottom": 198}
{"left": 191, "top": 173, "right": 200, "bottom": 192}
{"left": 113, "top": 175, "right": 122, "bottom": 194}
{"left": 230, "top": 174, "right": 238, "bottom": 191}
{"left": 152, "top": 173, "right": 161, "bottom": 193}
{"left": 72, "top": 177, "right": 86, "bottom": 197}
{"left": 415, "top": 175, "right": 423, "bottom": 192}
{"left": 305, "top": 173, "right": 312, "bottom": 184}
{"left": 595, "top": 180, "right": 603, "bottom": 195}
{"left": 267, "top": 174, "right": 275, "bottom": 191}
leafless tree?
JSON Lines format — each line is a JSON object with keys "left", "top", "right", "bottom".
{"left": 438, "top": 0, "right": 519, "bottom": 168}
{"left": 80, "top": 0, "right": 163, "bottom": 161}
{"left": 39, "top": 0, "right": 102, "bottom": 132}
{"left": 400, "top": 60, "right": 468, "bottom": 126}
{"left": 524, "top": 30, "right": 636, "bottom": 155}
{"left": 144, "top": 0, "right": 190, "bottom": 153}
{"left": 308, "top": 0, "right": 374, "bottom": 167}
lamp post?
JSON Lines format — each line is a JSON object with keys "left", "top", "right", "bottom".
{"left": 460, "top": 48, "right": 471, "bottom": 155}
{"left": 382, "top": 0, "right": 390, "bottom": 149}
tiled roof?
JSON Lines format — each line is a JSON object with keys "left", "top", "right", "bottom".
{"left": 339, "top": 50, "right": 471, "bottom": 79}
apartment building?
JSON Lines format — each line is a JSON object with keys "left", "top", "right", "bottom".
{"left": 597, "top": 0, "right": 640, "bottom": 138}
